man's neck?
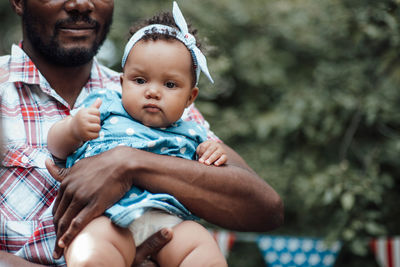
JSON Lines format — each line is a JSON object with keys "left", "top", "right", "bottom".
{"left": 22, "top": 41, "right": 93, "bottom": 108}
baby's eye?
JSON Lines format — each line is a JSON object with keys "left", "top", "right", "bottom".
{"left": 165, "top": 82, "right": 176, "bottom": 88}
{"left": 134, "top": 78, "right": 146, "bottom": 84}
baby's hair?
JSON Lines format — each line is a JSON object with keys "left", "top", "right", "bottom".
{"left": 128, "top": 12, "right": 203, "bottom": 87}
{"left": 129, "top": 12, "right": 202, "bottom": 49}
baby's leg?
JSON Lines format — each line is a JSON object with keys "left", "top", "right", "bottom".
{"left": 156, "top": 220, "right": 227, "bottom": 267}
{"left": 64, "top": 216, "right": 135, "bottom": 267}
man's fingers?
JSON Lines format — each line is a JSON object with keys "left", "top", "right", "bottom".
{"left": 45, "top": 158, "right": 68, "bottom": 182}
{"left": 57, "top": 205, "right": 97, "bottom": 250}
{"left": 46, "top": 158, "right": 70, "bottom": 218}
{"left": 133, "top": 228, "right": 173, "bottom": 266}
{"left": 53, "top": 206, "right": 93, "bottom": 259}
{"left": 52, "top": 237, "right": 64, "bottom": 259}
{"left": 52, "top": 188, "right": 73, "bottom": 228}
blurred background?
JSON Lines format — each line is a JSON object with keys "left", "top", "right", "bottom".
{"left": 2, "top": 0, "right": 400, "bottom": 266}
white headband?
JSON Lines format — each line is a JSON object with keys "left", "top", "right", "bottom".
{"left": 121, "top": 1, "right": 214, "bottom": 85}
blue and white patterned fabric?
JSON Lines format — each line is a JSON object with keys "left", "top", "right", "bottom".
{"left": 257, "top": 236, "right": 342, "bottom": 267}
{"left": 66, "top": 89, "right": 207, "bottom": 227}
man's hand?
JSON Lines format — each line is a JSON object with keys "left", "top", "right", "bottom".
{"left": 132, "top": 228, "right": 173, "bottom": 267}
{"left": 72, "top": 98, "right": 102, "bottom": 142}
{"left": 46, "top": 141, "right": 283, "bottom": 259}
{"left": 45, "top": 149, "right": 132, "bottom": 259}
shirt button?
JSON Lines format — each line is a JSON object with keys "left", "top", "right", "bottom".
{"left": 21, "top": 155, "right": 29, "bottom": 164}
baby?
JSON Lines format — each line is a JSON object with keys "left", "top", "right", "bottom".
{"left": 47, "top": 2, "right": 228, "bottom": 267}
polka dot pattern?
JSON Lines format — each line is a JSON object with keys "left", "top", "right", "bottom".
{"left": 126, "top": 128, "right": 135, "bottom": 135}
{"left": 67, "top": 90, "right": 208, "bottom": 169}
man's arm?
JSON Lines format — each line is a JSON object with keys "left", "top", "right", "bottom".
{"left": 47, "top": 143, "right": 283, "bottom": 255}
{"left": 0, "top": 252, "right": 46, "bottom": 267}
{"left": 127, "top": 143, "right": 283, "bottom": 231}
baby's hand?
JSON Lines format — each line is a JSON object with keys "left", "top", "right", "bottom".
{"left": 196, "top": 140, "right": 227, "bottom": 166}
{"left": 71, "top": 98, "right": 102, "bottom": 142}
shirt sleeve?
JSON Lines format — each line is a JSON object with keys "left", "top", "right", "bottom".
{"left": 182, "top": 103, "right": 221, "bottom": 142}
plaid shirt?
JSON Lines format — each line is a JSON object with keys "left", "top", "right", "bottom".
{"left": 0, "top": 44, "right": 218, "bottom": 266}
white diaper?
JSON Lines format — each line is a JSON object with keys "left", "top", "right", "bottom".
{"left": 128, "top": 209, "right": 183, "bottom": 246}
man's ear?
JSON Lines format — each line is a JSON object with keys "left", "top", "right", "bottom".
{"left": 186, "top": 87, "right": 199, "bottom": 107}
{"left": 9, "top": 0, "right": 24, "bottom": 16}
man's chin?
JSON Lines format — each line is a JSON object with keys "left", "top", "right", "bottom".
{"left": 58, "top": 39, "right": 96, "bottom": 53}
{"left": 49, "top": 47, "right": 96, "bottom": 67}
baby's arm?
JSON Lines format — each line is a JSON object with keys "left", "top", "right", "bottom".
{"left": 47, "top": 98, "right": 102, "bottom": 160}
{"left": 196, "top": 140, "right": 227, "bottom": 166}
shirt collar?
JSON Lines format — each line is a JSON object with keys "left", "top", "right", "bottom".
{"left": 9, "top": 43, "right": 42, "bottom": 86}
{"left": 8, "top": 43, "right": 109, "bottom": 109}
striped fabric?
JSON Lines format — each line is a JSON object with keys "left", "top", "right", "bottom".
{"left": 0, "top": 43, "right": 218, "bottom": 266}
{"left": 370, "top": 237, "right": 400, "bottom": 267}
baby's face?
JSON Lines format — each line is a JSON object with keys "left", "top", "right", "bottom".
{"left": 120, "top": 39, "right": 198, "bottom": 128}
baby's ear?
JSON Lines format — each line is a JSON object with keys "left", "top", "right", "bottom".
{"left": 120, "top": 74, "right": 124, "bottom": 85}
{"left": 186, "top": 87, "right": 199, "bottom": 107}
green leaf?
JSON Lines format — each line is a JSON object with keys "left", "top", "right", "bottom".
{"left": 341, "top": 192, "right": 355, "bottom": 211}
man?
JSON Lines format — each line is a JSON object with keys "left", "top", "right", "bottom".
{"left": 0, "top": 0, "right": 283, "bottom": 266}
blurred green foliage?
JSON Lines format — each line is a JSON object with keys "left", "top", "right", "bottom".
{"left": 2, "top": 0, "right": 400, "bottom": 266}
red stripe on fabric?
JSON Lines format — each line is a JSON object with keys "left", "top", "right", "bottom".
{"left": 26, "top": 169, "right": 59, "bottom": 216}
{"left": 0, "top": 167, "right": 58, "bottom": 221}
{"left": 370, "top": 239, "right": 377, "bottom": 254}
{"left": 28, "top": 60, "right": 35, "bottom": 71}
{"left": 26, "top": 60, "right": 40, "bottom": 84}
{"left": 27, "top": 219, "right": 57, "bottom": 265}
{"left": 21, "top": 106, "right": 37, "bottom": 118}
{"left": 388, "top": 238, "right": 394, "bottom": 267}
{"left": 0, "top": 168, "right": 28, "bottom": 220}
{"left": 228, "top": 233, "right": 236, "bottom": 250}
{"left": 57, "top": 102, "right": 70, "bottom": 116}
{"left": 0, "top": 169, "right": 58, "bottom": 261}
{"left": 17, "top": 82, "right": 41, "bottom": 147}
{"left": 0, "top": 67, "right": 9, "bottom": 83}
{"left": 33, "top": 229, "right": 41, "bottom": 239}
{"left": 184, "top": 105, "right": 204, "bottom": 124}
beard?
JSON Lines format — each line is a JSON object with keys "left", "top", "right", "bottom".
{"left": 22, "top": 9, "right": 112, "bottom": 67}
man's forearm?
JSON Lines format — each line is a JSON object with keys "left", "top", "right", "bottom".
{"left": 0, "top": 252, "right": 45, "bottom": 267}
{"left": 120, "top": 144, "right": 284, "bottom": 231}
{"left": 48, "top": 143, "right": 283, "bottom": 255}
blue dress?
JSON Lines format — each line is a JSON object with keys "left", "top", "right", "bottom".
{"left": 66, "top": 90, "right": 207, "bottom": 227}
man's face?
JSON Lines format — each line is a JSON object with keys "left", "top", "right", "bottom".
{"left": 22, "top": 0, "right": 114, "bottom": 67}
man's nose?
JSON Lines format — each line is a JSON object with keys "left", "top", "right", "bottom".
{"left": 64, "top": 0, "right": 95, "bottom": 13}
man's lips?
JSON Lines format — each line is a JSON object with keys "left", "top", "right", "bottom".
{"left": 58, "top": 23, "right": 97, "bottom": 36}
